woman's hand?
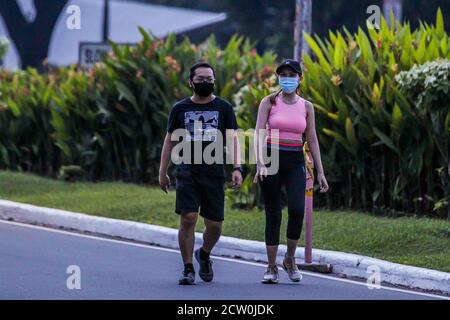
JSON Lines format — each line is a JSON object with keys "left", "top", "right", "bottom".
{"left": 253, "top": 163, "right": 268, "bottom": 183}
{"left": 231, "top": 170, "right": 243, "bottom": 189}
{"left": 159, "top": 172, "right": 171, "bottom": 193}
{"left": 317, "top": 172, "right": 329, "bottom": 193}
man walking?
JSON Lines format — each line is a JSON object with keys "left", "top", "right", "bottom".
{"left": 159, "top": 62, "right": 243, "bottom": 285}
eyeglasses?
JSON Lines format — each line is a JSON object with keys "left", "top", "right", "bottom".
{"left": 193, "top": 77, "right": 215, "bottom": 83}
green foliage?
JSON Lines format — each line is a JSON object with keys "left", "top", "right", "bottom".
{"left": 0, "top": 31, "right": 276, "bottom": 183}
{"left": 58, "top": 165, "right": 85, "bottom": 182}
{"left": 395, "top": 59, "right": 450, "bottom": 216}
{"left": 301, "top": 10, "right": 450, "bottom": 217}
{"left": 230, "top": 75, "right": 277, "bottom": 207}
{"left": 1, "top": 10, "right": 449, "bottom": 218}
{"left": 395, "top": 59, "right": 450, "bottom": 109}
{"left": 232, "top": 10, "right": 449, "bottom": 217}
{"left": 0, "top": 69, "right": 59, "bottom": 175}
{"left": 0, "top": 36, "right": 9, "bottom": 61}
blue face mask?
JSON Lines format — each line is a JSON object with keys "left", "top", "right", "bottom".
{"left": 279, "top": 77, "right": 299, "bottom": 94}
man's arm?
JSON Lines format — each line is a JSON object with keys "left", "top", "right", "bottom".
{"left": 226, "top": 128, "right": 243, "bottom": 189}
{"left": 225, "top": 104, "right": 242, "bottom": 188}
{"left": 159, "top": 133, "right": 175, "bottom": 193}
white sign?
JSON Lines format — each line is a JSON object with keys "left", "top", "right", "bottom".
{"left": 79, "top": 42, "right": 111, "bottom": 70}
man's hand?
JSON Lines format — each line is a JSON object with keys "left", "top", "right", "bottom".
{"left": 159, "top": 172, "right": 171, "bottom": 193}
{"left": 231, "top": 169, "right": 243, "bottom": 190}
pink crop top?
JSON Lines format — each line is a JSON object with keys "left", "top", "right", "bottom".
{"left": 267, "top": 95, "right": 307, "bottom": 141}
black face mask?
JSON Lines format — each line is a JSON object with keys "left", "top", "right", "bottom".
{"left": 192, "top": 81, "right": 214, "bottom": 97}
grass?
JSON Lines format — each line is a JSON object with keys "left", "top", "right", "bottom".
{"left": 1, "top": 170, "right": 449, "bottom": 273}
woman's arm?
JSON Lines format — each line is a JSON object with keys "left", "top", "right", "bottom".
{"left": 304, "top": 100, "right": 329, "bottom": 192}
{"left": 253, "top": 96, "right": 271, "bottom": 182}
{"left": 254, "top": 97, "right": 271, "bottom": 165}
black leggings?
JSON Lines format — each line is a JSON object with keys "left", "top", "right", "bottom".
{"left": 259, "top": 147, "right": 306, "bottom": 246}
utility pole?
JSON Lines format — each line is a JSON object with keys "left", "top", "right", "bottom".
{"left": 294, "top": 0, "right": 312, "bottom": 61}
{"left": 383, "top": 0, "right": 402, "bottom": 25}
{"left": 103, "top": 0, "right": 110, "bottom": 42}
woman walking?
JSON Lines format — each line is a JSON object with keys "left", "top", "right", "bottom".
{"left": 253, "top": 59, "right": 329, "bottom": 284}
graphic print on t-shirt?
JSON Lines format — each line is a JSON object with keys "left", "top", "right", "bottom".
{"left": 184, "top": 111, "right": 219, "bottom": 142}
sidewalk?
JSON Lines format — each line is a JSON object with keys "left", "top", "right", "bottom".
{"left": 0, "top": 199, "right": 449, "bottom": 295}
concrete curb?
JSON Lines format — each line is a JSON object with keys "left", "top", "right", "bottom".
{"left": 1, "top": 199, "right": 449, "bottom": 294}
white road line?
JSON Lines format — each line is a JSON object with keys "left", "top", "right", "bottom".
{"left": 1, "top": 219, "right": 448, "bottom": 300}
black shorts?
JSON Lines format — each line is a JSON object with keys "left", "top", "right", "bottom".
{"left": 174, "top": 167, "right": 225, "bottom": 222}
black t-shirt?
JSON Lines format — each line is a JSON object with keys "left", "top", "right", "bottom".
{"left": 166, "top": 96, "right": 238, "bottom": 177}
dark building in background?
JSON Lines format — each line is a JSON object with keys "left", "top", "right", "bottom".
{"left": 0, "top": 0, "right": 226, "bottom": 70}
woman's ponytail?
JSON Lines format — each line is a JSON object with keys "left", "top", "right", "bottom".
{"left": 269, "top": 89, "right": 282, "bottom": 106}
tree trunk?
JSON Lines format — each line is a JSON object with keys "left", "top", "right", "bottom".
{"left": 294, "top": 0, "right": 312, "bottom": 61}
{"left": 0, "top": 0, "right": 68, "bottom": 70}
{"left": 383, "top": 0, "right": 403, "bottom": 23}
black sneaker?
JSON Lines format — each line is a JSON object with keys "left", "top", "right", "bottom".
{"left": 179, "top": 268, "right": 195, "bottom": 285}
{"left": 194, "top": 249, "right": 214, "bottom": 282}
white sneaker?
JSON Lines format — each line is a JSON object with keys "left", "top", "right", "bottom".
{"left": 261, "top": 265, "right": 279, "bottom": 284}
{"left": 282, "top": 254, "right": 302, "bottom": 282}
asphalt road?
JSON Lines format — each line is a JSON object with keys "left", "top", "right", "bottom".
{"left": 0, "top": 220, "right": 447, "bottom": 300}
